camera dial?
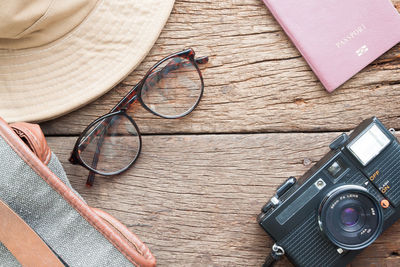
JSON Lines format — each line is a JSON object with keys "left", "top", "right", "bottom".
{"left": 318, "top": 185, "right": 383, "bottom": 250}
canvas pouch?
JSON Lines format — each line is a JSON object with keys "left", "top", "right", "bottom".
{"left": 0, "top": 117, "right": 156, "bottom": 267}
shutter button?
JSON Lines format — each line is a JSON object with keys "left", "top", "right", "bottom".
{"left": 329, "top": 133, "right": 349, "bottom": 150}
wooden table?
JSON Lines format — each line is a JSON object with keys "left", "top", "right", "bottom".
{"left": 41, "top": 1, "right": 400, "bottom": 266}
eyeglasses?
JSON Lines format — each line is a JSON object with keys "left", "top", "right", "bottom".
{"left": 69, "top": 49, "right": 208, "bottom": 186}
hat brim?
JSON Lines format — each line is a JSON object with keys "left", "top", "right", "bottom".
{"left": 0, "top": 0, "right": 175, "bottom": 123}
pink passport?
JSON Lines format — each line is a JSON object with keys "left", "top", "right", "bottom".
{"left": 262, "top": 0, "right": 400, "bottom": 92}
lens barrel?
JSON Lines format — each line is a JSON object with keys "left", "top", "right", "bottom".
{"left": 318, "top": 185, "right": 383, "bottom": 250}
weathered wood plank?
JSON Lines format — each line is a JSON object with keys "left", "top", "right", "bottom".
{"left": 40, "top": 0, "right": 400, "bottom": 266}
{"left": 41, "top": 0, "right": 400, "bottom": 135}
{"left": 47, "top": 132, "right": 400, "bottom": 266}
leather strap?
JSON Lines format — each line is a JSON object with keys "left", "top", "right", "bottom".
{"left": 0, "top": 199, "right": 65, "bottom": 267}
{"left": 10, "top": 122, "right": 51, "bottom": 165}
{"left": 92, "top": 208, "right": 156, "bottom": 267}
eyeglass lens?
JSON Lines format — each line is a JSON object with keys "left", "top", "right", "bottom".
{"left": 78, "top": 113, "right": 140, "bottom": 174}
{"left": 141, "top": 56, "right": 202, "bottom": 118}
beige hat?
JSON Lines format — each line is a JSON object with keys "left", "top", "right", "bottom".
{"left": 0, "top": 0, "right": 175, "bottom": 123}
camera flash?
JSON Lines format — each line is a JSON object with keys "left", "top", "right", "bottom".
{"left": 348, "top": 124, "right": 390, "bottom": 166}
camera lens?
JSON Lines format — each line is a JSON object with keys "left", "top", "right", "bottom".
{"left": 341, "top": 207, "right": 360, "bottom": 227}
{"left": 319, "top": 185, "right": 383, "bottom": 250}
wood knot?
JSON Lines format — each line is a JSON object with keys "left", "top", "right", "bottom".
{"left": 303, "top": 158, "right": 312, "bottom": 166}
{"left": 294, "top": 98, "right": 307, "bottom": 105}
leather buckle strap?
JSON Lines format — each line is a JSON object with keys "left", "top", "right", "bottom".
{"left": 0, "top": 199, "right": 65, "bottom": 267}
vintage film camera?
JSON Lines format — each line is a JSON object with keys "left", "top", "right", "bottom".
{"left": 258, "top": 117, "right": 400, "bottom": 267}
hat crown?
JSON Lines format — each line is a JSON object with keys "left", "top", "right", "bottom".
{"left": 0, "top": 0, "right": 51, "bottom": 39}
{"left": 0, "top": 0, "right": 97, "bottom": 49}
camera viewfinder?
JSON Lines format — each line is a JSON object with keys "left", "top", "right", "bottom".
{"left": 327, "top": 158, "right": 346, "bottom": 179}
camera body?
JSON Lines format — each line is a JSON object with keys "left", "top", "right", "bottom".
{"left": 258, "top": 117, "right": 400, "bottom": 267}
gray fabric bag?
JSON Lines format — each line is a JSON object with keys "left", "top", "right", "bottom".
{"left": 0, "top": 119, "right": 156, "bottom": 267}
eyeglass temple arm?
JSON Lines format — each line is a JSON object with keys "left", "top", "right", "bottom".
{"left": 78, "top": 114, "right": 121, "bottom": 186}
{"left": 195, "top": 56, "right": 209, "bottom": 64}
{"left": 156, "top": 56, "right": 209, "bottom": 79}
{"left": 86, "top": 116, "right": 119, "bottom": 186}
{"left": 86, "top": 133, "right": 105, "bottom": 186}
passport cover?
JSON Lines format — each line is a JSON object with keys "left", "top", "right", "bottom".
{"left": 262, "top": 0, "right": 400, "bottom": 92}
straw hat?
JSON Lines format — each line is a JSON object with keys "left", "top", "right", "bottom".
{"left": 0, "top": 0, "right": 175, "bottom": 123}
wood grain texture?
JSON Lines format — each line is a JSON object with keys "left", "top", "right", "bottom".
{"left": 40, "top": 0, "right": 400, "bottom": 135}
{"left": 47, "top": 132, "right": 400, "bottom": 267}
{"left": 38, "top": 0, "right": 400, "bottom": 266}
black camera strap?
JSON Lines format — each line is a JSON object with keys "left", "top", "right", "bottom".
{"left": 262, "top": 243, "right": 285, "bottom": 267}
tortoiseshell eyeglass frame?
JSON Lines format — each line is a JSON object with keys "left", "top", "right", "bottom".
{"left": 69, "top": 48, "right": 209, "bottom": 186}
